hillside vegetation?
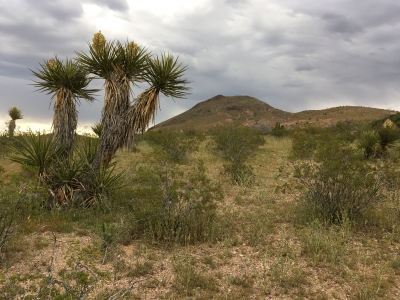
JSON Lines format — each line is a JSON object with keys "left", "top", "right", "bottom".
{"left": 1, "top": 115, "right": 400, "bottom": 299}
{"left": 153, "top": 95, "right": 397, "bottom": 132}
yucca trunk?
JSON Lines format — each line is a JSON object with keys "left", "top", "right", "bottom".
{"left": 52, "top": 87, "right": 77, "bottom": 155}
{"left": 91, "top": 71, "right": 131, "bottom": 174}
{"left": 8, "top": 120, "right": 16, "bottom": 138}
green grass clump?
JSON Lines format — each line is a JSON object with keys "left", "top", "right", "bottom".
{"left": 173, "top": 256, "right": 219, "bottom": 296}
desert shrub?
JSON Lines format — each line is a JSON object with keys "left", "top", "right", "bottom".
{"left": 209, "top": 125, "right": 265, "bottom": 185}
{"left": 328, "top": 120, "right": 356, "bottom": 143}
{"left": 0, "top": 199, "right": 20, "bottom": 265}
{"left": 292, "top": 124, "right": 357, "bottom": 160}
{"left": 0, "top": 190, "right": 41, "bottom": 266}
{"left": 127, "top": 159, "right": 222, "bottom": 245}
{"left": 291, "top": 130, "right": 319, "bottom": 160}
{"left": 271, "top": 122, "right": 289, "bottom": 138}
{"left": 284, "top": 140, "right": 384, "bottom": 224}
{"left": 145, "top": 129, "right": 203, "bottom": 163}
{"left": 0, "top": 130, "right": 10, "bottom": 158}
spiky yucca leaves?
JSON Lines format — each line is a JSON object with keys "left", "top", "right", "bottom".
{"left": 378, "top": 119, "right": 399, "bottom": 151}
{"left": 128, "top": 54, "right": 191, "bottom": 135}
{"left": 8, "top": 131, "right": 66, "bottom": 183}
{"left": 7, "top": 107, "right": 23, "bottom": 138}
{"left": 91, "top": 122, "right": 103, "bottom": 137}
{"left": 357, "top": 130, "right": 380, "bottom": 158}
{"left": 31, "top": 57, "right": 98, "bottom": 155}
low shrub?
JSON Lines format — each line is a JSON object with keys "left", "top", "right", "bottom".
{"left": 208, "top": 125, "right": 265, "bottom": 184}
{"left": 284, "top": 139, "right": 385, "bottom": 224}
{"left": 291, "top": 131, "right": 318, "bottom": 160}
{"left": 271, "top": 122, "right": 289, "bottom": 138}
{"left": 145, "top": 129, "right": 204, "bottom": 163}
{"left": 127, "top": 159, "right": 222, "bottom": 245}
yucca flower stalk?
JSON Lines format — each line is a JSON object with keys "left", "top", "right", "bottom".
{"left": 7, "top": 107, "right": 23, "bottom": 138}
{"left": 31, "top": 57, "right": 98, "bottom": 156}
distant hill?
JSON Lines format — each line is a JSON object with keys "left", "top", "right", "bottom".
{"left": 152, "top": 95, "right": 397, "bottom": 131}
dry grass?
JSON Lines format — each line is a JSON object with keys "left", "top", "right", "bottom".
{"left": 1, "top": 135, "right": 400, "bottom": 299}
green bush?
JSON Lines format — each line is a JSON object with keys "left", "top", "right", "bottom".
{"left": 145, "top": 129, "right": 203, "bottom": 163}
{"left": 291, "top": 124, "right": 356, "bottom": 160}
{"left": 291, "top": 130, "right": 319, "bottom": 160}
{"left": 271, "top": 122, "right": 289, "bottom": 138}
{"left": 127, "top": 159, "right": 222, "bottom": 245}
{"left": 209, "top": 125, "right": 265, "bottom": 184}
{"left": 285, "top": 139, "right": 384, "bottom": 224}
{"left": 0, "top": 130, "right": 10, "bottom": 158}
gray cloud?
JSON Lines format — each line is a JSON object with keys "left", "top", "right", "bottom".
{"left": 94, "top": 0, "right": 129, "bottom": 12}
{"left": 1, "top": 0, "right": 400, "bottom": 131}
{"left": 321, "top": 13, "right": 363, "bottom": 35}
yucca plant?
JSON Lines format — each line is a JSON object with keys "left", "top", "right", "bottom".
{"left": 76, "top": 33, "right": 149, "bottom": 173}
{"left": 357, "top": 129, "right": 380, "bottom": 158}
{"left": 91, "top": 122, "right": 103, "bottom": 137}
{"left": 31, "top": 57, "right": 99, "bottom": 156}
{"left": 77, "top": 32, "right": 190, "bottom": 175}
{"left": 8, "top": 131, "right": 66, "bottom": 183}
{"left": 7, "top": 107, "right": 23, "bottom": 138}
{"left": 84, "top": 162, "right": 124, "bottom": 206}
{"left": 378, "top": 119, "right": 399, "bottom": 151}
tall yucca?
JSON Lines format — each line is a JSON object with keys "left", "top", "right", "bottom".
{"left": 8, "top": 107, "right": 23, "bottom": 138}
{"left": 76, "top": 33, "right": 148, "bottom": 172}
{"left": 31, "top": 57, "right": 98, "bottom": 155}
{"left": 77, "top": 32, "right": 190, "bottom": 174}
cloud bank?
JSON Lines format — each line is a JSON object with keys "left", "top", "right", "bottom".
{"left": 1, "top": 0, "right": 399, "bottom": 131}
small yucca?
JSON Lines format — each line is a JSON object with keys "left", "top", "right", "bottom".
{"left": 8, "top": 107, "right": 23, "bottom": 137}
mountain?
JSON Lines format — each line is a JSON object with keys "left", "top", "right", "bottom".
{"left": 152, "top": 95, "right": 397, "bottom": 131}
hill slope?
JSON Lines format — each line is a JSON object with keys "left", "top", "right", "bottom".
{"left": 153, "top": 95, "right": 397, "bottom": 131}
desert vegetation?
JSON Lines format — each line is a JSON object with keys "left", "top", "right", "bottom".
{"left": 1, "top": 31, "right": 400, "bottom": 298}
{"left": 1, "top": 110, "right": 400, "bottom": 298}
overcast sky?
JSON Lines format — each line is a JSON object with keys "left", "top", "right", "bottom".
{"left": 1, "top": 0, "right": 400, "bottom": 132}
